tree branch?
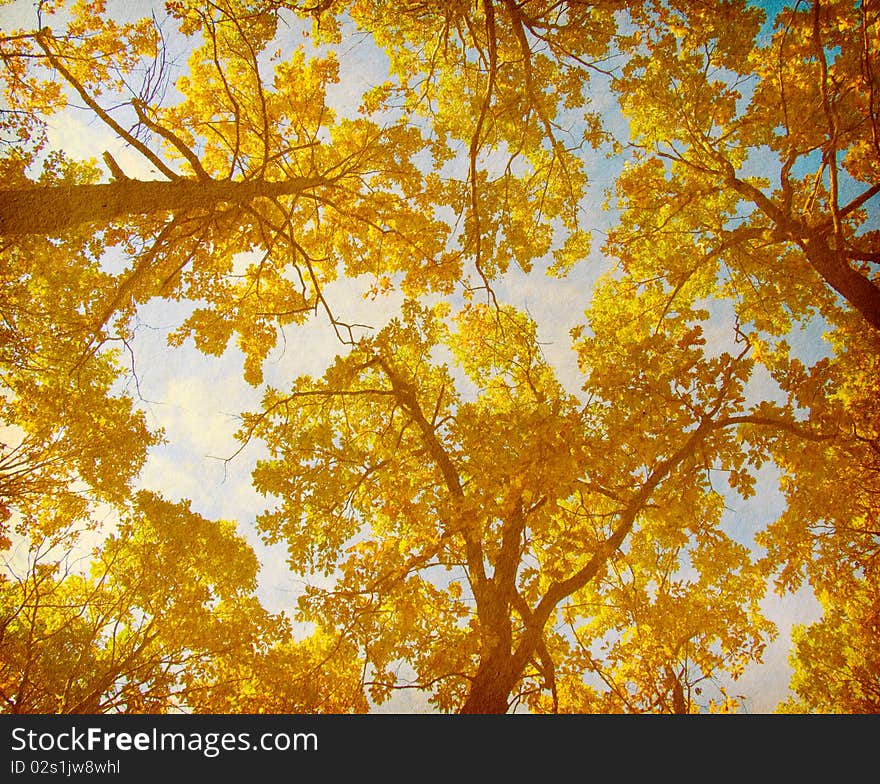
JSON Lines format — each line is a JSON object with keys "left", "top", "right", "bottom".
{"left": 34, "top": 29, "right": 180, "bottom": 182}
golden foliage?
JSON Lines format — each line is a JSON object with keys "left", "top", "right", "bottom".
{"left": 0, "top": 0, "right": 877, "bottom": 713}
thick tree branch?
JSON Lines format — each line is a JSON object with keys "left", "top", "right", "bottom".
{"left": 0, "top": 175, "right": 326, "bottom": 236}
{"left": 131, "top": 99, "right": 211, "bottom": 181}
{"left": 721, "top": 166, "right": 880, "bottom": 330}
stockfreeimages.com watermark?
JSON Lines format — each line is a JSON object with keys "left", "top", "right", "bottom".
{"left": 10, "top": 725, "right": 318, "bottom": 759}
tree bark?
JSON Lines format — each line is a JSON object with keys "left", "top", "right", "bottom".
{"left": 0, "top": 176, "right": 326, "bottom": 237}
{"left": 802, "top": 234, "right": 880, "bottom": 331}
{"left": 460, "top": 583, "right": 519, "bottom": 714}
{"left": 460, "top": 656, "right": 519, "bottom": 714}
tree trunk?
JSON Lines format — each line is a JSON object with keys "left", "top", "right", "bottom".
{"left": 0, "top": 176, "right": 325, "bottom": 237}
{"left": 460, "top": 656, "right": 519, "bottom": 714}
{"left": 459, "top": 582, "right": 522, "bottom": 714}
{"left": 803, "top": 234, "right": 880, "bottom": 331}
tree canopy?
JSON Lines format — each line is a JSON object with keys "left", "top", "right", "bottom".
{"left": 0, "top": 0, "right": 877, "bottom": 713}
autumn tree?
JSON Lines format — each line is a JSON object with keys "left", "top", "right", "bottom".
{"left": 749, "top": 325, "right": 880, "bottom": 713}
{"left": 0, "top": 0, "right": 383, "bottom": 714}
{"left": 0, "top": 160, "right": 160, "bottom": 543}
{"left": 0, "top": 0, "right": 637, "bottom": 713}
{"left": 237, "top": 299, "right": 792, "bottom": 713}
{"left": 778, "top": 570, "right": 880, "bottom": 713}
{"left": 0, "top": 490, "right": 364, "bottom": 713}
{"left": 609, "top": 0, "right": 879, "bottom": 332}
{"left": 1, "top": 0, "right": 457, "bottom": 373}
{"left": 604, "top": 0, "right": 879, "bottom": 710}
{"left": 0, "top": 0, "right": 445, "bottom": 560}
{"left": 0, "top": 0, "right": 625, "bottom": 350}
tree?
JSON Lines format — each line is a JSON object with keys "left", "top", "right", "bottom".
{"left": 0, "top": 0, "right": 619, "bottom": 351}
{"left": 748, "top": 325, "right": 880, "bottom": 711}
{"left": 604, "top": 0, "right": 880, "bottom": 712}
{"left": 240, "top": 298, "right": 785, "bottom": 712}
{"left": 0, "top": 490, "right": 363, "bottom": 713}
{"left": 2, "top": 0, "right": 634, "bottom": 715}
{"left": 0, "top": 1, "right": 455, "bottom": 374}
{"left": 609, "top": 0, "right": 880, "bottom": 332}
